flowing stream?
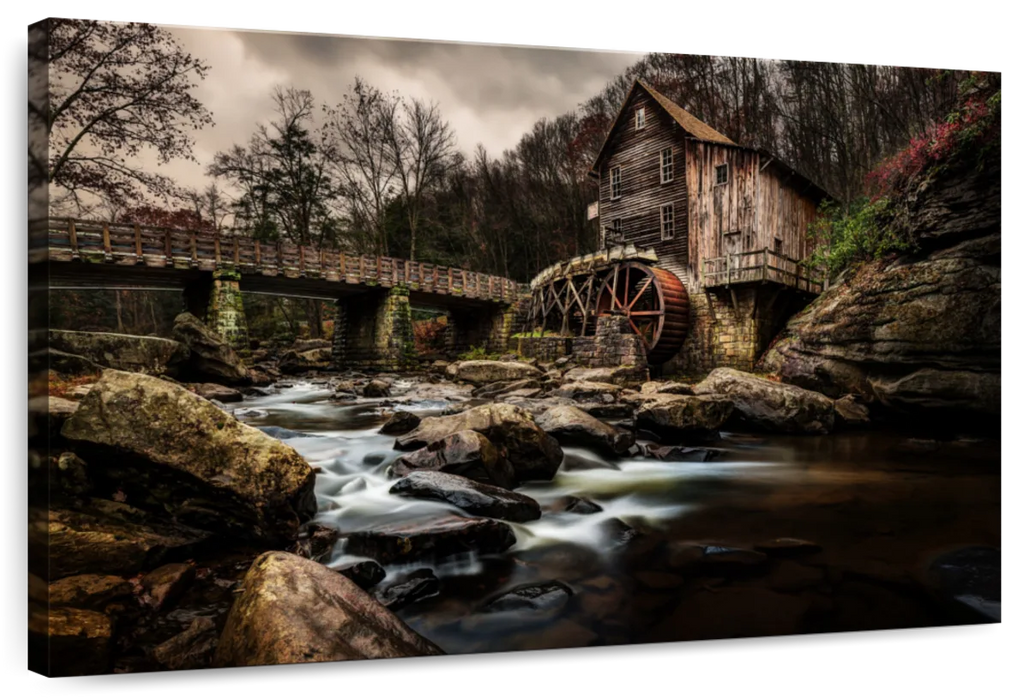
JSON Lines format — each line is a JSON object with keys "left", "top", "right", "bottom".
{"left": 233, "top": 379, "right": 1001, "bottom": 652}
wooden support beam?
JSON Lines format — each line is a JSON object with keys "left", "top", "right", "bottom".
{"left": 134, "top": 224, "right": 142, "bottom": 259}
{"left": 102, "top": 224, "right": 111, "bottom": 254}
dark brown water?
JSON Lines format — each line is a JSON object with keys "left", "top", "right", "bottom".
{"left": 234, "top": 380, "right": 1001, "bottom": 653}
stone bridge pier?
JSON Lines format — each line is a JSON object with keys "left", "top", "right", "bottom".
{"left": 183, "top": 268, "right": 250, "bottom": 352}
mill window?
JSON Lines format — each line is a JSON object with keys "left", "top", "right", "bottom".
{"left": 610, "top": 166, "right": 622, "bottom": 200}
{"left": 660, "top": 147, "right": 674, "bottom": 184}
{"left": 636, "top": 108, "right": 646, "bottom": 130}
{"left": 660, "top": 204, "right": 674, "bottom": 240}
{"left": 715, "top": 163, "right": 728, "bottom": 186}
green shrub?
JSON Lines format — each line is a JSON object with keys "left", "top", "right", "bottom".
{"left": 806, "top": 197, "right": 911, "bottom": 279}
{"left": 458, "top": 345, "right": 500, "bottom": 361}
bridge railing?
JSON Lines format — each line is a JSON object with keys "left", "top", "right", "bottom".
{"left": 42, "top": 218, "right": 524, "bottom": 303}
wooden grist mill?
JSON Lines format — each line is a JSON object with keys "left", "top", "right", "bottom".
{"left": 524, "top": 244, "right": 690, "bottom": 365}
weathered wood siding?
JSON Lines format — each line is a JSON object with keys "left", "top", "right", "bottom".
{"left": 597, "top": 88, "right": 691, "bottom": 285}
{"left": 685, "top": 141, "right": 760, "bottom": 291}
{"left": 756, "top": 163, "right": 823, "bottom": 262}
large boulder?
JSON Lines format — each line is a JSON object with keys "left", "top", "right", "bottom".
{"left": 447, "top": 360, "right": 542, "bottom": 386}
{"left": 48, "top": 330, "right": 188, "bottom": 376}
{"left": 395, "top": 403, "right": 563, "bottom": 483}
{"left": 694, "top": 368, "right": 835, "bottom": 434}
{"left": 563, "top": 365, "right": 647, "bottom": 387}
{"left": 759, "top": 158, "right": 999, "bottom": 421}
{"left": 29, "top": 606, "right": 112, "bottom": 676}
{"left": 33, "top": 504, "right": 209, "bottom": 579}
{"left": 551, "top": 381, "right": 622, "bottom": 402}
{"left": 215, "top": 552, "right": 443, "bottom": 667}
{"left": 61, "top": 370, "right": 316, "bottom": 544}
{"left": 390, "top": 471, "right": 542, "bottom": 522}
{"left": 49, "top": 574, "right": 134, "bottom": 611}
{"left": 346, "top": 515, "right": 516, "bottom": 564}
{"left": 388, "top": 430, "right": 514, "bottom": 489}
{"left": 536, "top": 405, "right": 634, "bottom": 456}
{"left": 634, "top": 394, "right": 735, "bottom": 440}
{"left": 172, "top": 312, "right": 249, "bottom": 385}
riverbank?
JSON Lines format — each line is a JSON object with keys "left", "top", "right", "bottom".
{"left": 29, "top": 361, "right": 1000, "bottom": 674}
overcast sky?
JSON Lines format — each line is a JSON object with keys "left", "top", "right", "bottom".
{"left": 156, "top": 26, "right": 643, "bottom": 192}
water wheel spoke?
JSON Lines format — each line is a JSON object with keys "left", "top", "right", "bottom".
{"left": 626, "top": 276, "right": 653, "bottom": 312}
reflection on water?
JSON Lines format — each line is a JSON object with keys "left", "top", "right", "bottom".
{"left": 235, "top": 380, "right": 1001, "bottom": 652}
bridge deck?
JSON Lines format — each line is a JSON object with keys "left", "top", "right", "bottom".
{"left": 39, "top": 218, "right": 523, "bottom": 305}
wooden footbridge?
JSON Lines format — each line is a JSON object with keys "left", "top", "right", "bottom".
{"left": 36, "top": 218, "right": 527, "bottom": 368}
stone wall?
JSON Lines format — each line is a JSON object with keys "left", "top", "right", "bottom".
{"left": 571, "top": 315, "right": 649, "bottom": 379}
{"left": 508, "top": 335, "right": 572, "bottom": 362}
{"left": 663, "top": 287, "right": 807, "bottom": 377}
{"left": 446, "top": 295, "right": 528, "bottom": 357}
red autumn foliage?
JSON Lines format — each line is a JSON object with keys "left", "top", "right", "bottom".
{"left": 865, "top": 83, "right": 1000, "bottom": 199}
{"left": 118, "top": 205, "right": 215, "bottom": 231}
{"left": 413, "top": 316, "right": 448, "bottom": 354}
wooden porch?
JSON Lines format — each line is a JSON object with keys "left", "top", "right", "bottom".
{"left": 702, "top": 248, "right": 824, "bottom": 294}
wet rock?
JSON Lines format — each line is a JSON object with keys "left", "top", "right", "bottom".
{"left": 346, "top": 515, "right": 516, "bottom": 564}
{"left": 754, "top": 537, "right": 823, "bottom": 556}
{"left": 581, "top": 402, "right": 635, "bottom": 420}
{"left": 395, "top": 403, "right": 563, "bottom": 484}
{"left": 640, "top": 381, "right": 693, "bottom": 395}
{"left": 633, "top": 571, "right": 685, "bottom": 590}
{"left": 389, "top": 430, "right": 515, "bottom": 489}
{"left": 391, "top": 471, "right": 541, "bottom": 522}
{"left": 215, "top": 552, "right": 443, "bottom": 667}
{"left": 290, "top": 524, "right": 340, "bottom": 563}
{"left": 34, "top": 347, "right": 106, "bottom": 376}
{"left": 472, "top": 378, "right": 541, "bottom": 399}
{"left": 49, "top": 574, "right": 133, "bottom": 611}
{"left": 153, "top": 616, "right": 218, "bottom": 671}
{"left": 248, "top": 368, "right": 274, "bottom": 387}
{"left": 256, "top": 426, "right": 314, "bottom": 440}
{"left": 336, "top": 560, "right": 387, "bottom": 590}
{"left": 192, "top": 382, "right": 243, "bottom": 403}
{"left": 49, "top": 329, "right": 188, "bottom": 376}
{"left": 664, "top": 542, "right": 769, "bottom": 574}
{"left": 767, "top": 561, "right": 825, "bottom": 593}
{"left": 278, "top": 346, "right": 333, "bottom": 374}
{"left": 481, "top": 580, "right": 573, "bottom": 619}
{"left": 835, "top": 394, "right": 871, "bottom": 425}
{"left": 537, "top": 405, "right": 634, "bottom": 456}
{"left": 142, "top": 563, "right": 196, "bottom": 610}
{"left": 375, "top": 568, "right": 440, "bottom": 611}
{"left": 557, "top": 496, "right": 603, "bottom": 515}
{"left": 552, "top": 380, "right": 623, "bottom": 402}
{"left": 172, "top": 312, "right": 249, "bottom": 385}
{"left": 926, "top": 546, "right": 1000, "bottom": 622}
{"left": 694, "top": 368, "right": 835, "bottom": 434}
{"left": 291, "top": 338, "right": 331, "bottom": 352}
{"left": 500, "top": 387, "right": 542, "bottom": 400}
{"left": 363, "top": 378, "right": 391, "bottom": 397}
{"left": 564, "top": 365, "right": 647, "bottom": 387}
{"left": 68, "top": 383, "right": 95, "bottom": 400}
{"left": 30, "top": 605, "right": 112, "bottom": 676}
{"left": 36, "top": 504, "right": 209, "bottom": 578}
{"left": 379, "top": 410, "right": 421, "bottom": 435}
{"left": 634, "top": 394, "right": 735, "bottom": 440}
{"left": 51, "top": 451, "right": 92, "bottom": 497}
{"left": 645, "top": 445, "right": 723, "bottom": 462}
{"left": 61, "top": 370, "right": 316, "bottom": 544}
{"left": 447, "top": 360, "right": 543, "bottom": 386}
{"left": 601, "top": 518, "right": 639, "bottom": 548}
{"left": 29, "top": 395, "right": 79, "bottom": 442}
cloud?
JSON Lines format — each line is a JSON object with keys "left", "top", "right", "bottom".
{"left": 144, "top": 26, "right": 641, "bottom": 193}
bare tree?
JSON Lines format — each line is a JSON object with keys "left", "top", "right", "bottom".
{"left": 323, "top": 79, "right": 401, "bottom": 255}
{"left": 387, "top": 99, "right": 457, "bottom": 261}
{"left": 45, "top": 20, "right": 213, "bottom": 212}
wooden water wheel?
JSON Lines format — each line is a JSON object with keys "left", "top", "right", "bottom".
{"left": 595, "top": 261, "right": 689, "bottom": 364}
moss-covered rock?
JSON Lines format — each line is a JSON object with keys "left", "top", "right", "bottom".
{"left": 172, "top": 312, "right": 249, "bottom": 385}
{"left": 49, "top": 330, "right": 188, "bottom": 376}
{"left": 694, "top": 368, "right": 836, "bottom": 434}
{"left": 61, "top": 370, "right": 316, "bottom": 544}
{"left": 634, "top": 394, "right": 735, "bottom": 440}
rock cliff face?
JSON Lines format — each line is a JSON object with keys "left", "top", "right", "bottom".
{"left": 760, "top": 158, "right": 1000, "bottom": 421}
